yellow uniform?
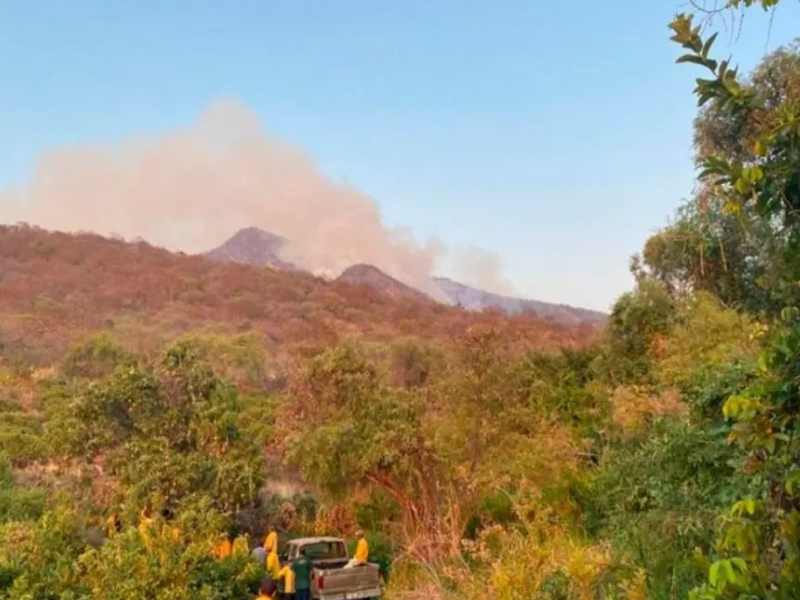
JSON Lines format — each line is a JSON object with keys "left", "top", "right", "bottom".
{"left": 267, "top": 549, "right": 281, "bottom": 580}
{"left": 264, "top": 530, "right": 278, "bottom": 552}
{"left": 278, "top": 565, "right": 296, "bottom": 594}
{"left": 354, "top": 537, "right": 369, "bottom": 563}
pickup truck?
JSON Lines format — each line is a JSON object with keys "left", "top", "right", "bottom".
{"left": 284, "top": 536, "right": 382, "bottom": 600}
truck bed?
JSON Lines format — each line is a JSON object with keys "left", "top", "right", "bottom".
{"left": 313, "top": 562, "right": 382, "bottom": 600}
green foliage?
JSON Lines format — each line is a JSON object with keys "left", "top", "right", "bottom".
{"left": 78, "top": 526, "right": 261, "bottom": 599}
{"left": 681, "top": 360, "right": 756, "bottom": 422}
{"left": 579, "top": 419, "right": 750, "bottom": 599}
{"left": 0, "top": 454, "right": 46, "bottom": 524}
{"left": 388, "top": 340, "right": 441, "bottom": 389}
{"left": 172, "top": 332, "right": 268, "bottom": 389}
{"left": 286, "top": 335, "right": 591, "bottom": 565}
{"left": 0, "top": 505, "right": 89, "bottom": 598}
{"left": 654, "top": 292, "right": 759, "bottom": 393}
{"left": 286, "top": 344, "right": 428, "bottom": 499}
{"left": 643, "top": 38, "right": 800, "bottom": 315}
{"left": 637, "top": 197, "right": 783, "bottom": 313}
{"left": 602, "top": 278, "right": 675, "bottom": 380}
{"left": 0, "top": 402, "right": 45, "bottom": 466}
{"left": 514, "top": 347, "right": 605, "bottom": 439}
{"left": 47, "top": 341, "right": 265, "bottom": 516}
{"left": 673, "top": 17, "right": 800, "bottom": 237}
{"left": 355, "top": 488, "right": 400, "bottom": 532}
{"left": 62, "top": 333, "right": 134, "bottom": 379}
{"left": 671, "top": 7, "right": 800, "bottom": 597}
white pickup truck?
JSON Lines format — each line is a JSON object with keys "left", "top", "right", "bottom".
{"left": 284, "top": 536, "right": 382, "bottom": 600}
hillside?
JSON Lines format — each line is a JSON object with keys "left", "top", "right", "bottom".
{"left": 434, "top": 277, "right": 607, "bottom": 326}
{"left": 0, "top": 224, "right": 597, "bottom": 367}
{"left": 206, "top": 227, "right": 606, "bottom": 325}
{"left": 336, "top": 263, "right": 432, "bottom": 302}
{"left": 204, "top": 226, "right": 294, "bottom": 270}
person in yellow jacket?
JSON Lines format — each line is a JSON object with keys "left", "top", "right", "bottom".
{"left": 262, "top": 528, "right": 280, "bottom": 579}
{"left": 266, "top": 542, "right": 281, "bottom": 581}
{"left": 264, "top": 529, "right": 278, "bottom": 554}
{"left": 354, "top": 530, "right": 369, "bottom": 563}
{"left": 345, "top": 529, "right": 369, "bottom": 568}
{"left": 277, "top": 564, "right": 296, "bottom": 600}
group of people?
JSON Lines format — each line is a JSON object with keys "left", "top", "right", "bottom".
{"left": 252, "top": 529, "right": 369, "bottom": 600}
{"left": 250, "top": 529, "right": 307, "bottom": 600}
{"left": 128, "top": 509, "right": 368, "bottom": 600}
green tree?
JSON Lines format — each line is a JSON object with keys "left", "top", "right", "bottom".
{"left": 602, "top": 278, "right": 675, "bottom": 381}
{"left": 47, "top": 342, "right": 265, "bottom": 517}
{"left": 670, "top": 7, "right": 800, "bottom": 598}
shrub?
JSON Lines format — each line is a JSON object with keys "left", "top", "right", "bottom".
{"left": 0, "top": 454, "right": 46, "bottom": 524}
{"left": 62, "top": 333, "right": 134, "bottom": 379}
{"left": 576, "top": 419, "right": 750, "bottom": 599}
{"left": 601, "top": 278, "right": 675, "bottom": 382}
{"left": 654, "top": 292, "right": 759, "bottom": 393}
{"left": 46, "top": 342, "right": 265, "bottom": 516}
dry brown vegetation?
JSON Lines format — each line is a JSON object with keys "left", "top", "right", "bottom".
{"left": 0, "top": 224, "right": 598, "bottom": 366}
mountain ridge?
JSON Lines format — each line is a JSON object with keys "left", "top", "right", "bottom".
{"left": 0, "top": 224, "right": 596, "bottom": 366}
{"left": 205, "top": 227, "right": 606, "bottom": 326}
{"left": 434, "top": 276, "right": 606, "bottom": 326}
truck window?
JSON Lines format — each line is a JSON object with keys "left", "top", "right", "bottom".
{"left": 300, "top": 541, "right": 345, "bottom": 560}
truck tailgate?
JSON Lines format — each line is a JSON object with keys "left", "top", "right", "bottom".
{"left": 316, "top": 563, "right": 381, "bottom": 600}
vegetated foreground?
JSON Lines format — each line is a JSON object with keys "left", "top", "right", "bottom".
{"left": 2, "top": 5, "right": 800, "bottom": 600}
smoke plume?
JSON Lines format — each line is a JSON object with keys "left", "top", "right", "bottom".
{"left": 1, "top": 100, "right": 509, "bottom": 299}
{"left": 448, "top": 244, "right": 516, "bottom": 296}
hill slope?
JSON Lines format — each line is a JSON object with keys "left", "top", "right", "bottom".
{"left": 336, "top": 263, "right": 432, "bottom": 302}
{"left": 205, "top": 226, "right": 294, "bottom": 270}
{"left": 434, "top": 277, "right": 606, "bottom": 326}
{"left": 207, "top": 228, "right": 606, "bottom": 325}
{"left": 0, "top": 225, "right": 597, "bottom": 366}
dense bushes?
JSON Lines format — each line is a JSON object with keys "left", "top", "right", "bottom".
{"left": 50, "top": 342, "right": 266, "bottom": 516}
{"left": 578, "top": 420, "right": 750, "bottom": 599}
{"left": 0, "top": 341, "right": 273, "bottom": 598}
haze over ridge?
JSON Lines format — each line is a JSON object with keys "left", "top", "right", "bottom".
{"left": 1, "top": 100, "right": 520, "bottom": 301}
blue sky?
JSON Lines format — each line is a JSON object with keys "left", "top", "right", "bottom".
{"left": 2, "top": 1, "right": 799, "bottom": 311}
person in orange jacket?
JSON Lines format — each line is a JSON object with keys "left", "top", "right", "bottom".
{"left": 213, "top": 533, "right": 233, "bottom": 559}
